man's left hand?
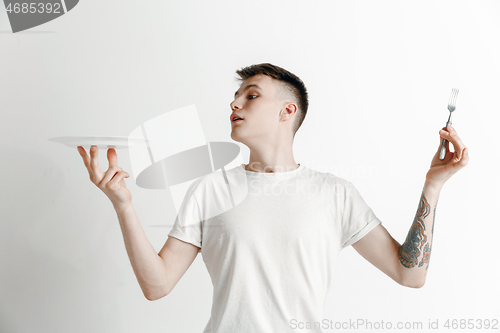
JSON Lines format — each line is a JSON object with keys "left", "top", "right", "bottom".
{"left": 426, "top": 125, "right": 469, "bottom": 188}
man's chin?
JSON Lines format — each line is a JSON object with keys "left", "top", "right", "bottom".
{"left": 230, "top": 132, "right": 245, "bottom": 145}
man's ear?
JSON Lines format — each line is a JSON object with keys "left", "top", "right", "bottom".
{"left": 280, "top": 102, "right": 298, "bottom": 121}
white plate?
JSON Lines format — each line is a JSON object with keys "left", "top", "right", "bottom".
{"left": 47, "top": 136, "right": 155, "bottom": 150}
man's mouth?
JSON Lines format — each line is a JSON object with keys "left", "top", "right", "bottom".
{"left": 231, "top": 113, "right": 244, "bottom": 122}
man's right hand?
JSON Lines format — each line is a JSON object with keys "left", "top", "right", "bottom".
{"left": 77, "top": 145, "right": 132, "bottom": 208}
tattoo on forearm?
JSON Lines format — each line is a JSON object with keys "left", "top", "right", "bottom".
{"left": 398, "top": 193, "right": 431, "bottom": 268}
{"left": 421, "top": 205, "right": 437, "bottom": 270}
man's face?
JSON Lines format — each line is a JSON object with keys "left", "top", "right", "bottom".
{"left": 229, "top": 74, "right": 293, "bottom": 145}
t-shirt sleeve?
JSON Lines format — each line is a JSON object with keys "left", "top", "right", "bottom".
{"left": 168, "top": 184, "right": 203, "bottom": 254}
{"left": 340, "top": 181, "right": 382, "bottom": 249}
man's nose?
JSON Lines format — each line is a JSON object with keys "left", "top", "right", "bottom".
{"left": 230, "top": 100, "right": 240, "bottom": 111}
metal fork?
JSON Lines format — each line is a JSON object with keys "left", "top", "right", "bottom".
{"left": 439, "top": 88, "right": 459, "bottom": 160}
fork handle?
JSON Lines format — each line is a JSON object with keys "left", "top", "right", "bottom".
{"left": 439, "top": 120, "right": 452, "bottom": 160}
{"left": 439, "top": 137, "right": 448, "bottom": 160}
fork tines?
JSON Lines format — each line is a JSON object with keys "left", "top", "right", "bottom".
{"left": 448, "top": 88, "right": 459, "bottom": 111}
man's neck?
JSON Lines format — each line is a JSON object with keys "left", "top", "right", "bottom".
{"left": 243, "top": 136, "right": 298, "bottom": 173}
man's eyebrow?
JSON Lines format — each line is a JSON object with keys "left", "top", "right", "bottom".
{"left": 234, "top": 84, "right": 262, "bottom": 98}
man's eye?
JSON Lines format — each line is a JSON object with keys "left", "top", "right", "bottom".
{"left": 248, "top": 95, "right": 257, "bottom": 100}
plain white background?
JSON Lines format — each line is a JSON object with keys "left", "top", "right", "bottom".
{"left": 1, "top": 1, "right": 499, "bottom": 332}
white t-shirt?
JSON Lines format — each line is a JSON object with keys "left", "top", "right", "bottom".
{"left": 168, "top": 163, "right": 382, "bottom": 333}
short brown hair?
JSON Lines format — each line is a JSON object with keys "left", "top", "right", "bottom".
{"left": 235, "top": 63, "right": 309, "bottom": 137}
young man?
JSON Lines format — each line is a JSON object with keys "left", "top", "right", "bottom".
{"left": 77, "top": 63, "right": 469, "bottom": 332}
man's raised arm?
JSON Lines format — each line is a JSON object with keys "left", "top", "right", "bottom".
{"left": 352, "top": 125, "right": 469, "bottom": 288}
{"left": 77, "top": 145, "right": 199, "bottom": 300}
{"left": 396, "top": 180, "right": 440, "bottom": 287}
